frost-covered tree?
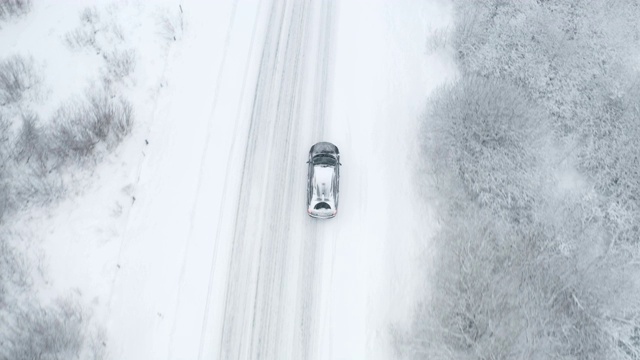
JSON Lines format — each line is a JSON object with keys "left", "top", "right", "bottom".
{"left": 402, "top": 1, "right": 640, "bottom": 358}
{"left": 420, "top": 76, "right": 550, "bottom": 222}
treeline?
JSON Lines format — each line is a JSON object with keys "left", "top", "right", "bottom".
{"left": 400, "top": 1, "right": 640, "bottom": 359}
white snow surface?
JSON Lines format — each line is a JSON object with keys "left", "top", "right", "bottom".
{"left": 4, "top": 0, "right": 455, "bottom": 359}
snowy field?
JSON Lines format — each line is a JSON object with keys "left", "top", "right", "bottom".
{"left": 5, "top": 0, "right": 640, "bottom": 359}
{"left": 1, "top": 0, "right": 454, "bottom": 358}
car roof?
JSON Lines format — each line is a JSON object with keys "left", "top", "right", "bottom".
{"left": 311, "top": 165, "right": 336, "bottom": 201}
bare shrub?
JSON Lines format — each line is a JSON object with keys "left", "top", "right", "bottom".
{"left": 49, "top": 104, "right": 100, "bottom": 163}
{"left": 14, "top": 170, "right": 64, "bottom": 211}
{"left": 158, "top": 6, "right": 184, "bottom": 42}
{"left": 14, "top": 114, "right": 47, "bottom": 169}
{"left": 1, "top": 298, "right": 85, "bottom": 360}
{"left": 79, "top": 6, "right": 98, "bottom": 25}
{"left": 109, "top": 22, "right": 124, "bottom": 42}
{"left": 49, "top": 92, "right": 133, "bottom": 166}
{"left": 65, "top": 7, "right": 100, "bottom": 51}
{"left": 3, "top": 114, "right": 63, "bottom": 209}
{"left": 65, "top": 27, "right": 96, "bottom": 50}
{"left": 0, "top": 89, "right": 133, "bottom": 222}
{"left": 103, "top": 48, "right": 136, "bottom": 80}
{"left": 0, "top": 54, "right": 40, "bottom": 105}
{"left": 86, "top": 92, "right": 133, "bottom": 147}
{"left": 0, "top": 0, "right": 31, "bottom": 20}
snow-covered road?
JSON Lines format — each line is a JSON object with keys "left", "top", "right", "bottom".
{"left": 22, "top": 0, "right": 455, "bottom": 359}
{"left": 202, "top": 2, "right": 454, "bottom": 358}
{"left": 109, "top": 1, "right": 455, "bottom": 358}
{"left": 210, "top": 1, "right": 338, "bottom": 358}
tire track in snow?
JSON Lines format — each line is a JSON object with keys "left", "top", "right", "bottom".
{"left": 293, "top": 1, "right": 336, "bottom": 358}
{"left": 195, "top": 1, "right": 268, "bottom": 358}
{"left": 218, "top": 0, "right": 334, "bottom": 358}
{"left": 219, "top": 1, "right": 306, "bottom": 358}
{"left": 166, "top": 4, "right": 240, "bottom": 358}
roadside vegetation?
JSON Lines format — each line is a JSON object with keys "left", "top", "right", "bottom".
{"left": 400, "top": 1, "right": 640, "bottom": 359}
{"left": 0, "top": 0, "right": 31, "bottom": 22}
{"left": 0, "top": 3, "right": 170, "bottom": 358}
{"left": 1, "top": 2, "right": 184, "bottom": 356}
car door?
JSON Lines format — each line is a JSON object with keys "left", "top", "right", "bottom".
{"left": 307, "top": 157, "right": 314, "bottom": 206}
{"left": 333, "top": 159, "right": 340, "bottom": 207}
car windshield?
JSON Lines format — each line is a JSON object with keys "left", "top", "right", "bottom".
{"left": 313, "top": 154, "right": 337, "bottom": 166}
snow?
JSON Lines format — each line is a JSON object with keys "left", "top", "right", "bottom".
{"left": 2, "top": 0, "right": 455, "bottom": 358}
{"left": 0, "top": 1, "right": 98, "bottom": 120}
{"left": 326, "top": 1, "right": 456, "bottom": 357}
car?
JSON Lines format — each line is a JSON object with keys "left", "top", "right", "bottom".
{"left": 307, "top": 142, "right": 341, "bottom": 218}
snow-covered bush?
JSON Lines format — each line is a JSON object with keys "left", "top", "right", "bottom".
{"left": 0, "top": 0, "right": 31, "bottom": 21}
{"left": 403, "top": 1, "right": 640, "bottom": 358}
{"left": 1, "top": 298, "right": 85, "bottom": 360}
{"left": 402, "top": 194, "right": 640, "bottom": 359}
{"left": 454, "top": 0, "right": 640, "bottom": 248}
{"left": 0, "top": 93, "right": 127, "bottom": 357}
{"left": 0, "top": 54, "right": 39, "bottom": 105}
{"left": 454, "top": 0, "right": 640, "bottom": 138}
{"left": 0, "top": 4, "right": 156, "bottom": 359}
{"left": 404, "top": 207, "right": 549, "bottom": 359}
{"left": 0, "top": 180, "right": 8, "bottom": 220}
{"left": 421, "top": 75, "right": 550, "bottom": 221}
{"left": 454, "top": 0, "right": 640, "bottom": 136}
{"left": 450, "top": 0, "right": 640, "bottom": 248}
{"left": 0, "top": 115, "right": 13, "bottom": 219}
{"left": 577, "top": 75, "right": 640, "bottom": 246}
